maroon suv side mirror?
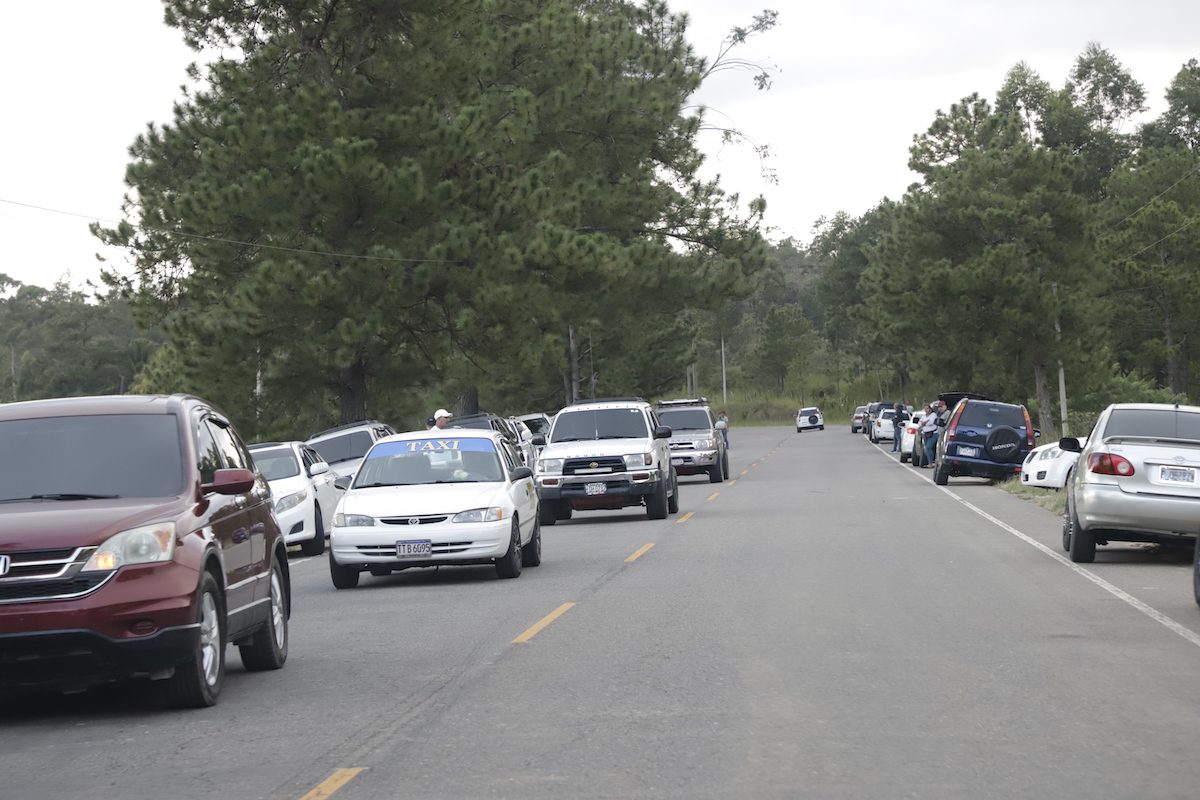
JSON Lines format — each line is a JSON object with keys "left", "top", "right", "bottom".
{"left": 202, "top": 468, "right": 256, "bottom": 495}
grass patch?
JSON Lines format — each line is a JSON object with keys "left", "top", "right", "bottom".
{"left": 995, "top": 477, "right": 1066, "bottom": 516}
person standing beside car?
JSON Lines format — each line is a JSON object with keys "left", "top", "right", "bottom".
{"left": 921, "top": 403, "right": 939, "bottom": 466}
{"left": 891, "top": 402, "right": 908, "bottom": 453}
{"left": 715, "top": 411, "right": 730, "bottom": 449}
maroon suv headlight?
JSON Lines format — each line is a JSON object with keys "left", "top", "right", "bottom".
{"left": 82, "top": 522, "right": 176, "bottom": 571}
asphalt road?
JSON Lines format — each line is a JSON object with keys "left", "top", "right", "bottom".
{"left": 5, "top": 426, "right": 1200, "bottom": 799}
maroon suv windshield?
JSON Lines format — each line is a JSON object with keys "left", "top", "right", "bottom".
{"left": 0, "top": 414, "right": 185, "bottom": 501}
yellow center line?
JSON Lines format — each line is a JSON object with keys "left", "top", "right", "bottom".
{"left": 625, "top": 543, "right": 655, "bottom": 562}
{"left": 740, "top": 469, "right": 749, "bottom": 476}
{"left": 299, "top": 768, "right": 365, "bottom": 800}
{"left": 706, "top": 491, "right": 720, "bottom": 502}
{"left": 512, "top": 602, "right": 576, "bottom": 644}
{"left": 728, "top": 479, "right": 738, "bottom": 486}
{"left": 676, "top": 510, "right": 695, "bottom": 524}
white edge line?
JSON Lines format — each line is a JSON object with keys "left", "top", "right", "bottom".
{"left": 871, "top": 441, "right": 1200, "bottom": 650}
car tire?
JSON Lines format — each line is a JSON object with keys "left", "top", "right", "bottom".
{"left": 668, "top": 470, "right": 680, "bottom": 514}
{"left": 539, "top": 500, "right": 558, "bottom": 527}
{"left": 646, "top": 479, "right": 669, "bottom": 520}
{"left": 496, "top": 519, "right": 523, "bottom": 579}
{"left": 722, "top": 452, "right": 730, "bottom": 479}
{"left": 819, "top": 425, "right": 824, "bottom": 431}
{"left": 1062, "top": 484, "right": 1075, "bottom": 552}
{"left": 796, "top": 427, "right": 802, "bottom": 433}
{"left": 300, "top": 506, "right": 325, "bottom": 556}
{"left": 900, "top": 449, "right": 909, "bottom": 463}
{"left": 162, "top": 570, "right": 225, "bottom": 709}
{"left": 933, "top": 462, "right": 949, "bottom": 485}
{"left": 555, "top": 501, "right": 573, "bottom": 520}
{"left": 1068, "top": 504, "right": 1096, "bottom": 563}
{"left": 708, "top": 458, "right": 724, "bottom": 484}
{"left": 239, "top": 557, "right": 289, "bottom": 671}
{"left": 522, "top": 517, "right": 542, "bottom": 567}
{"left": 329, "top": 549, "right": 360, "bottom": 589}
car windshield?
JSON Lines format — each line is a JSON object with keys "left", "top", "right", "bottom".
{"left": 520, "top": 417, "right": 550, "bottom": 435}
{"left": 249, "top": 446, "right": 301, "bottom": 481}
{"left": 657, "top": 409, "right": 710, "bottom": 431}
{"left": 310, "top": 430, "right": 373, "bottom": 464}
{"left": 452, "top": 418, "right": 493, "bottom": 430}
{"left": 550, "top": 408, "right": 649, "bottom": 442}
{"left": 958, "top": 403, "right": 1026, "bottom": 429}
{"left": 0, "top": 413, "right": 185, "bottom": 501}
{"left": 800, "top": 407, "right": 820, "bottom": 415}
{"left": 354, "top": 438, "right": 504, "bottom": 487}
{"left": 1103, "top": 408, "right": 1200, "bottom": 440}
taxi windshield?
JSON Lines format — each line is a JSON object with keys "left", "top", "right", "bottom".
{"left": 249, "top": 447, "right": 301, "bottom": 481}
{"left": 353, "top": 438, "right": 504, "bottom": 487}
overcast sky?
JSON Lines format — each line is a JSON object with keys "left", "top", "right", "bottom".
{"left": 2, "top": 1, "right": 1198, "bottom": 289}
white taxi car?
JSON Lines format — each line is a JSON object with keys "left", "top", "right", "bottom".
{"left": 328, "top": 429, "right": 540, "bottom": 587}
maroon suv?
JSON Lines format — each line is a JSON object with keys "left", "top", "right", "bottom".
{"left": 0, "top": 394, "right": 290, "bottom": 707}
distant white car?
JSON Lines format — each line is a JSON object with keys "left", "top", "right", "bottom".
{"left": 249, "top": 441, "right": 342, "bottom": 556}
{"left": 1021, "top": 437, "right": 1084, "bottom": 489}
{"left": 796, "top": 407, "right": 824, "bottom": 432}
{"left": 869, "top": 408, "right": 897, "bottom": 442}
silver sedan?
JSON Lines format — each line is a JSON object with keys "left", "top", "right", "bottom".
{"left": 1061, "top": 403, "right": 1200, "bottom": 563}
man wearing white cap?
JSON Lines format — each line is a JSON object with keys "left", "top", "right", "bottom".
{"left": 433, "top": 408, "right": 453, "bottom": 429}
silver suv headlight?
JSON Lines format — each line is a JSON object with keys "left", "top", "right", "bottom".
{"left": 537, "top": 458, "right": 564, "bottom": 475}
{"left": 83, "top": 522, "right": 176, "bottom": 572}
{"left": 624, "top": 453, "right": 652, "bottom": 468}
{"left": 693, "top": 438, "right": 714, "bottom": 449}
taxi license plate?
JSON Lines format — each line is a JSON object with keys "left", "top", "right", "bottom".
{"left": 958, "top": 446, "right": 979, "bottom": 457}
{"left": 1160, "top": 466, "right": 1195, "bottom": 484}
{"left": 396, "top": 540, "right": 432, "bottom": 558}
{"left": 585, "top": 482, "right": 607, "bottom": 496}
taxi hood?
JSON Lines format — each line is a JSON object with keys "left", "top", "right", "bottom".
{"left": 340, "top": 482, "right": 507, "bottom": 517}
{"left": 0, "top": 497, "right": 187, "bottom": 551}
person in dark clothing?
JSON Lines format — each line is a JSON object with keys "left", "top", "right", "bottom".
{"left": 891, "top": 402, "right": 908, "bottom": 452}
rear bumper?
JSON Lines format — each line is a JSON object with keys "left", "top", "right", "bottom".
{"left": 1077, "top": 482, "right": 1200, "bottom": 540}
{"left": 941, "top": 456, "right": 1023, "bottom": 479}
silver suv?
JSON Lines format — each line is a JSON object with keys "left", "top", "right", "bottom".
{"left": 533, "top": 399, "right": 678, "bottom": 524}
{"left": 656, "top": 398, "right": 728, "bottom": 483}
{"left": 306, "top": 420, "right": 396, "bottom": 484}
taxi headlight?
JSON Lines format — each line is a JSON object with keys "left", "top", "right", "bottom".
{"left": 334, "top": 513, "right": 375, "bottom": 528}
{"left": 83, "top": 522, "right": 176, "bottom": 572}
{"left": 452, "top": 507, "right": 505, "bottom": 523}
{"left": 538, "top": 458, "right": 564, "bottom": 475}
{"left": 274, "top": 489, "right": 308, "bottom": 514}
{"left": 624, "top": 453, "right": 653, "bottom": 468}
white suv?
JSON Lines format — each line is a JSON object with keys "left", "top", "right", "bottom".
{"left": 306, "top": 420, "right": 396, "bottom": 484}
{"left": 532, "top": 399, "right": 678, "bottom": 524}
{"left": 796, "top": 406, "right": 824, "bottom": 432}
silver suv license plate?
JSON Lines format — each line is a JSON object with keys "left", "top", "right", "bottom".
{"left": 585, "top": 482, "right": 607, "bottom": 495}
{"left": 396, "top": 540, "right": 432, "bottom": 558}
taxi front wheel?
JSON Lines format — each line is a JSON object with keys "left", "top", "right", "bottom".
{"left": 496, "top": 519, "right": 523, "bottom": 579}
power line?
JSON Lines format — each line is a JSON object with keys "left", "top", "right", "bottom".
{"left": 1114, "top": 164, "right": 1200, "bottom": 228}
{"left": 1126, "top": 216, "right": 1200, "bottom": 260}
{"left": 0, "top": 197, "right": 462, "bottom": 265}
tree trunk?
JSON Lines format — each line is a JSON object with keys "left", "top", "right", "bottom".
{"left": 458, "top": 386, "right": 480, "bottom": 416}
{"left": 1033, "top": 361, "right": 1056, "bottom": 440}
{"left": 338, "top": 357, "right": 368, "bottom": 423}
{"left": 1165, "top": 312, "right": 1185, "bottom": 395}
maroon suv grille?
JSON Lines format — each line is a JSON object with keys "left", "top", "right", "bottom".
{"left": 0, "top": 573, "right": 112, "bottom": 604}
{"left": 2, "top": 548, "right": 77, "bottom": 562}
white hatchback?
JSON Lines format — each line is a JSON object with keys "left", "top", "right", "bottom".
{"left": 248, "top": 441, "right": 342, "bottom": 556}
{"left": 1020, "top": 438, "right": 1083, "bottom": 489}
{"left": 328, "top": 429, "right": 540, "bottom": 587}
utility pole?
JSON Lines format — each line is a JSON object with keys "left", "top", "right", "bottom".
{"left": 720, "top": 335, "right": 728, "bottom": 405}
{"left": 1052, "top": 284, "right": 1069, "bottom": 437}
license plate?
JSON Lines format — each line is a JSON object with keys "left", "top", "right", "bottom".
{"left": 585, "top": 482, "right": 607, "bottom": 496}
{"left": 1160, "top": 466, "right": 1195, "bottom": 484}
{"left": 671, "top": 457, "right": 684, "bottom": 465}
{"left": 395, "top": 540, "right": 432, "bottom": 558}
{"left": 958, "top": 446, "right": 979, "bottom": 457}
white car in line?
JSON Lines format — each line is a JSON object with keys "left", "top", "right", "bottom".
{"left": 328, "top": 428, "right": 540, "bottom": 588}
{"left": 248, "top": 441, "right": 342, "bottom": 556}
{"left": 898, "top": 412, "right": 925, "bottom": 463}
{"left": 1021, "top": 437, "right": 1085, "bottom": 489}
{"left": 869, "top": 408, "right": 897, "bottom": 442}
